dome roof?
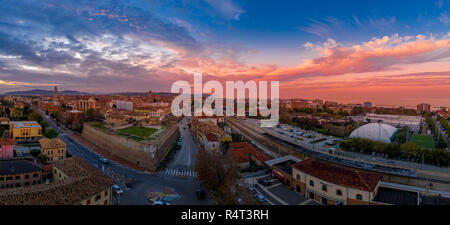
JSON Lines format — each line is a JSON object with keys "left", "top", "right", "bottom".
{"left": 349, "top": 123, "right": 398, "bottom": 143}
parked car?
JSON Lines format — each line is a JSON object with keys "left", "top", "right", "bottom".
{"left": 99, "top": 157, "right": 109, "bottom": 164}
{"left": 153, "top": 201, "right": 170, "bottom": 205}
{"left": 261, "top": 179, "right": 272, "bottom": 186}
{"left": 112, "top": 184, "right": 123, "bottom": 195}
{"left": 254, "top": 194, "right": 266, "bottom": 202}
{"left": 196, "top": 189, "right": 207, "bottom": 199}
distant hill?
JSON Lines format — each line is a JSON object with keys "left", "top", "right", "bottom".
{"left": 2, "top": 89, "right": 180, "bottom": 97}
{"left": 110, "top": 92, "right": 179, "bottom": 97}
{"left": 3, "top": 89, "right": 92, "bottom": 96}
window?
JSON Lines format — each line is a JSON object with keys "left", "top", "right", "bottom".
{"left": 25, "top": 175, "right": 30, "bottom": 179}
{"left": 95, "top": 194, "right": 101, "bottom": 201}
{"left": 33, "top": 173, "right": 38, "bottom": 177}
{"left": 322, "top": 185, "right": 327, "bottom": 192}
{"left": 296, "top": 175, "right": 300, "bottom": 180}
{"left": 86, "top": 199, "right": 91, "bottom": 205}
{"left": 104, "top": 190, "right": 108, "bottom": 197}
{"left": 104, "top": 200, "right": 108, "bottom": 205}
{"left": 0, "top": 177, "right": 4, "bottom": 181}
{"left": 6, "top": 177, "right": 12, "bottom": 181}
{"left": 336, "top": 189, "right": 342, "bottom": 196}
{"left": 15, "top": 183, "right": 20, "bottom": 187}
{"left": 356, "top": 194, "right": 363, "bottom": 200}
{"left": 309, "top": 180, "right": 314, "bottom": 187}
{"left": 15, "top": 176, "right": 20, "bottom": 180}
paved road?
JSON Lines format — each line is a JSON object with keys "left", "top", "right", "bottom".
{"left": 35, "top": 108, "right": 210, "bottom": 205}
{"left": 162, "top": 117, "right": 199, "bottom": 179}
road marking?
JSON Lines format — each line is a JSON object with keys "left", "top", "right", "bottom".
{"left": 256, "top": 183, "right": 288, "bottom": 205}
{"left": 163, "top": 169, "right": 197, "bottom": 179}
{"left": 299, "top": 199, "right": 313, "bottom": 205}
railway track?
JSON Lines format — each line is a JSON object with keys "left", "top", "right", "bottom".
{"left": 226, "top": 118, "right": 309, "bottom": 159}
{"left": 227, "top": 117, "right": 450, "bottom": 190}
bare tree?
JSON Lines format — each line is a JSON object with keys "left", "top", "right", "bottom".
{"left": 195, "top": 149, "right": 239, "bottom": 205}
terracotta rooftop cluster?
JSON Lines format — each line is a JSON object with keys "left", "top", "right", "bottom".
{"left": 229, "top": 142, "right": 271, "bottom": 164}
{"left": 0, "top": 157, "right": 115, "bottom": 205}
{"left": 39, "top": 137, "right": 67, "bottom": 149}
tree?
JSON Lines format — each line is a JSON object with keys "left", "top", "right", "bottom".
{"left": 27, "top": 111, "right": 42, "bottom": 122}
{"left": 44, "top": 128, "right": 59, "bottom": 139}
{"left": 394, "top": 127, "right": 408, "bottom": 144}
{"left": 231, "top": 133, "right": 242, "bottom": 142}
{"left": 30, "top": 149, "right": 41, "bottom": 157}
{"left": 37, "top": 154, "right": 48, "bottom": 164}
{"left": 195, "top": 150, "right": 239, "bottom": 205}
{"left": 40, "top": 120, "right": 49, "bottom": 132}
{"left": 85, "top": 108, "right": 96, "bottom": 121}
{"left": 280, "top": 111, "right": 292, "bottom": 123}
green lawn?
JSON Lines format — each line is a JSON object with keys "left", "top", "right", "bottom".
{"left": 411, "top": 134, "right": 434, "bottom": 149}
{"left": 119, "top": 126, "right": 158, "bottom": 138}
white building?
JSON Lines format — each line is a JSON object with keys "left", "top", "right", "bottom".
{"left": 354, "top": 113, "right": 422, "bottom": 133}
{"left": 349, "top": 123, "right": 398, "bottom": 143}
{"left": 111, "top": 100, "right": 133, "bottom": 111}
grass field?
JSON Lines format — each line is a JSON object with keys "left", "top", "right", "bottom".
{"left": 411, "top": 134, "right": 434, "bottom": 149}
{"left": 119, "top": 126, "right": 158, "bottom": 138}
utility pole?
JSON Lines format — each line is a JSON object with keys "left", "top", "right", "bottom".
{"left": 378, "top": 120, "right": 381, "bottom": 142}
{"left": 421, "top": 151, "right": 424, "bottom": 170}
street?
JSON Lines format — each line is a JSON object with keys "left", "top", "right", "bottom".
{"left": 161, "top": 117, "right": 199, "bottom": 179}
{"left": 34, "top": 108, "right": 210, "bottom": 205}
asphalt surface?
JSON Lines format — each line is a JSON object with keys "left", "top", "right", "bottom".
{"left": 35, "top": 108, "right": 211, "bottom": 205}
{"left": 162, "top": 117, "right": 199, "bottom": 179}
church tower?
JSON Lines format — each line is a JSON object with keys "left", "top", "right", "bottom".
{"left": 53, "top": 86, "right": 59, "bottom": 105}
{"left": 148, "top": 90, "right": 153, "bottom": 102}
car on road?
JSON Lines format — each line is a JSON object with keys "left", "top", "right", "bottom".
{"left": 248, "top": 186, "right": 256, "bottom": 193}
{"left": 112, "top": 184, "right": 123, "bottom": 195}
{"left": 153, "top": 200, "right": 170, "bottom": 205}
{"left": 196, "top": 189, "right": 207, "bottom": 199}
{"left": 260, "top": 179, "right": 272, "bottom": 186}
{"left": 254, "top": 194, "right": 266, "bottom": 203}
{"left": 99, "top": 157, "right": 109, "bottom": 164}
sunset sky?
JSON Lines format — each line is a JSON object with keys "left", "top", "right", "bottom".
{"left": 0, "top": 0, "right": 449, "bottom": 107}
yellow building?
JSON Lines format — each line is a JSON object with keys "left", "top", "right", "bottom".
{"left": 39, "top": 137, "right": 67, "bottom": 162}
{"left": 291, "top": 158, "right": 383, "bottom": 205}
{"left": 9, "top": 121, "right": 42, "bottom": 141}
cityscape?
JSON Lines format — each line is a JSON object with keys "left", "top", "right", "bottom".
{"left": 0, "top": 0, "right": 450, "bottom": 214}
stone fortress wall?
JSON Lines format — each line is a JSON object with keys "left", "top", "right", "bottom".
{"left": 82, "top": 122, "right": 179, "bottom": 171}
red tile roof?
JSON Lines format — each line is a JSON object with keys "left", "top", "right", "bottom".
{"left": 292, "top": 158, "right": 382, "bottom": 192}
{"left": 205, "top": 133, "right": 218, "bottom": 142}
{"left": 0, "top": 138, "right": 14, "bottom": 146}
{"left": 229, "top": 142, "right": 271, "bottom": 164}
{"left": 42, "top": 164, "right": 53, "bottom": 173}
{"left": 0, "top": 156, "right": 114, "bottom": 205}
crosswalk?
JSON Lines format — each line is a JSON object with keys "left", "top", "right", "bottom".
{"left": 163, "top": 168, "right": 198, "bottom": 179}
